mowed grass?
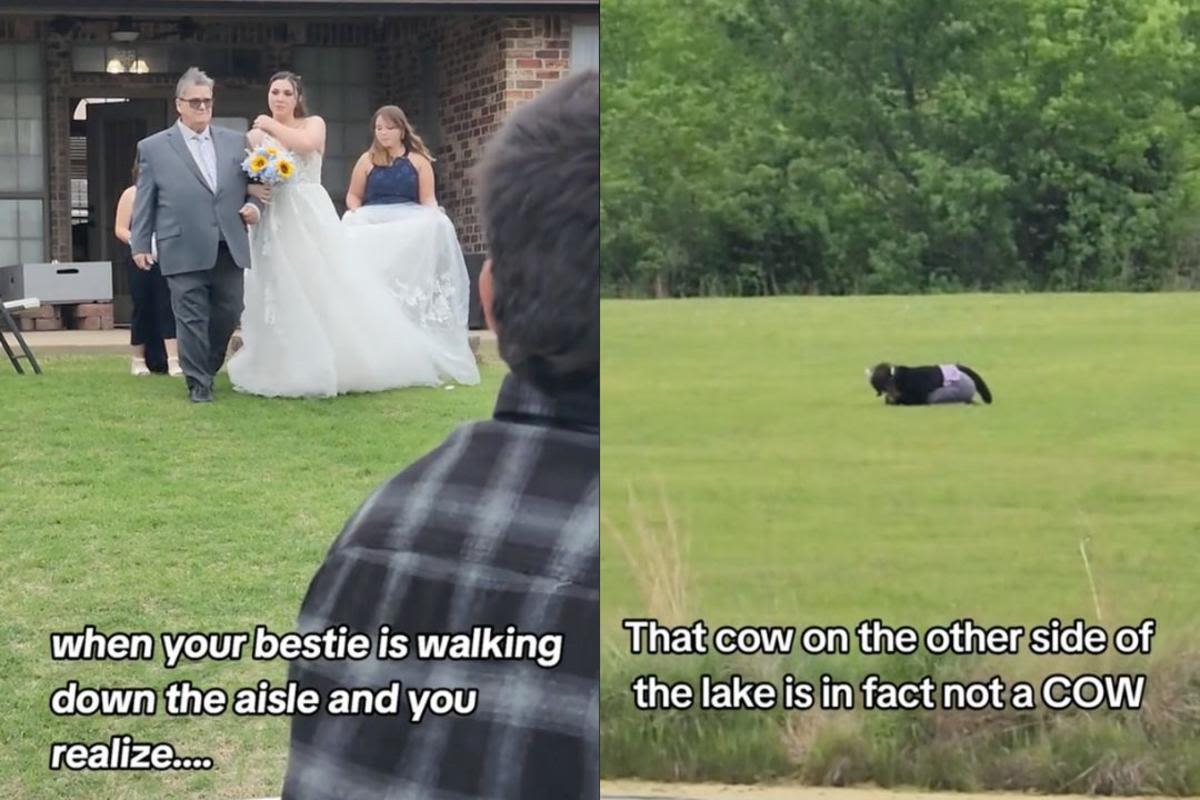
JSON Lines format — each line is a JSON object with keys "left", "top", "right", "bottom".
{"left": 600, "top": 293, "right": 1200, "bottom": 790}
{"left": 0, "top": 355, "right": 504, "bottom": 799}
{"left": 601, "top": 293, "right": 1199, "bottom": 640}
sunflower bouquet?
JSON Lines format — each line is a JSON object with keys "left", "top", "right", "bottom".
{"left": 242, "top": 143, "right": 296, "bottom": 186}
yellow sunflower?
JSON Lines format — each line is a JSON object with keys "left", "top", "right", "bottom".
{"left": 265, "top": 147, "right": 279, "bottom": 157}
{"left": 277, "top": 159, "right": 294, "bottom": 179}
{"left": 249, "top": 154, "right": 269, "bottom": 174}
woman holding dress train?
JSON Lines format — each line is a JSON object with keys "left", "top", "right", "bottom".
{"left": 341, "top": 106, "right": 479, "bottom": 386}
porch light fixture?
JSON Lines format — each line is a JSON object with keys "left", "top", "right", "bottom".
{"left": 106, "top": 48, "right": 149, "bottom": 74}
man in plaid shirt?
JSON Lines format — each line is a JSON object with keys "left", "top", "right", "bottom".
{"left": 280, "top": 70, "right": 599, "bottom": 799}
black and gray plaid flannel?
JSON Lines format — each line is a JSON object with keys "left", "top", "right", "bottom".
{"left": 280, "top": 371, "right": 599, "bottom": 800}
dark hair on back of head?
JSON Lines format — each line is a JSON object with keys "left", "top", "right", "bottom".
{"left": 474, "top": 70, "right": 599, "bottom": 391}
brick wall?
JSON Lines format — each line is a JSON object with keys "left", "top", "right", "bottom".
{"left": 433, "top": 14, "right": 574, "bottom": 256}
{"left": 500, "top": 16, "right": 572, "bottom": 115}
{"left": 432, "top": 15, "right": 505, "bottom": 256}
{"left": 375, "top": 17, "right": 443, "bottom": 189}
{"left": 45, "top": 38, "right": 73, "bottom": 263}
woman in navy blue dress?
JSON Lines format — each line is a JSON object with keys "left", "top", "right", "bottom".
{"left": 342, "top": 105, "right": 478, "bottom": 386}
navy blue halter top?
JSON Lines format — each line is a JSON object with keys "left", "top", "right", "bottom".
{"left": 364, "top": 151, "right": 419, "bottom": 205}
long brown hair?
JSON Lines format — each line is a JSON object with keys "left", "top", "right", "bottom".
{"left": 267, "top": 71, "right": 307, "bottom": 118}
{"left": 368, "top": 105, "right": 433, "bottom": 166}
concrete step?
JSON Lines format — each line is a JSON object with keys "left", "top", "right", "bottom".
{"left": 13, "top": 328, "right": 498, "bottom": 361}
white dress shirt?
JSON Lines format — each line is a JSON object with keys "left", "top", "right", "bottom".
{"left": 177, "top": 119, "right": 217, "bottom": 191}
{"left": 172, "top": 120, "right": 259, "bottom": 227}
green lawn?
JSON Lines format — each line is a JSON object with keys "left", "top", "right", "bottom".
{"left": 601, "top": 293, "right": 1200, "bottom": 646}
{"left": 599, "top": 293, "right": 1200, "bottom": 790}
{"left": 6, "top": 292, "right": 1199, "bottom": 795}
{"left": 1, "top": 355, "right": 505, "bottom": 799}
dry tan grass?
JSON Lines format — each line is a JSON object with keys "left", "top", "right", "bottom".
{"left": 603, "top": 480, "right": 695, "bottom": 629}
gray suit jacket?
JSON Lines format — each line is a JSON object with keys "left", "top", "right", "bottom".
{"left": 130, "top": 122, "right": 263, "bottom": 277}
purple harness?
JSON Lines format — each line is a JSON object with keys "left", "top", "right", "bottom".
{"left": 939, "top": 364, "right": 963, "bottom": 385}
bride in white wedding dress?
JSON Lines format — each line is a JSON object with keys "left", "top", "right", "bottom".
{"left": 227, "top": 71, "right": 476, "bottom": 398}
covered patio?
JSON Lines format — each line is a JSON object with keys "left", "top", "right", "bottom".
{"left": 0, "top": 0, "right": 598, "bottom": 327}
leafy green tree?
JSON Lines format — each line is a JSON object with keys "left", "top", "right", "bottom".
{"left": 601, "top": 0, "right": 1200, "bottom": 295}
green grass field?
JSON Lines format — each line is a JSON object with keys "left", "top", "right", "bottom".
{"left": 4, "top": 294, "right": 1198, "bottom": 796}
{"left": 600, "top": 293, "right": 1200, "bottom": 791}
{"left": 0, "top": 356, "right": 504, "bottom": 799}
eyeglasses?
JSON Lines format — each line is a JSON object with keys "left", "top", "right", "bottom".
{"left": 178, "top": 97, "right": 213, "bottom": 109}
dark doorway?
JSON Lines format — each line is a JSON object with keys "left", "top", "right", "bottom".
{"left": 75, "top": 97, "right": 170, "bottom": 324}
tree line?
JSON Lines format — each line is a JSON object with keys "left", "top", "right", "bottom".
{"left": 601, "top": 0, "right": 1200, "bottom": 296}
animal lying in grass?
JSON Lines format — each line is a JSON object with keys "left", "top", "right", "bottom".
{"left": 867, "top": 362, "right": 993, "bottom": 405}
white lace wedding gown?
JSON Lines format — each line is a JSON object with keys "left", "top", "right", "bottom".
{"left": 228, "top": 142, "right": 466, "bottom": 398}
{"left": 341, "top": 195, "right": 480, "bottom": 387}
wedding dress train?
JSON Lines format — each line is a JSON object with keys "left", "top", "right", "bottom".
{"left": 342, "top": 202, "right": 480, "bottom": 386}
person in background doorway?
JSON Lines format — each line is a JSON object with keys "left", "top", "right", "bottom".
{"left": 114, "top": 159, "right": 180, "bottom": 377}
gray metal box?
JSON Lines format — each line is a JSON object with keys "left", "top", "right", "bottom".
{"left": 0, "top": 262, "right": 113, "bottom": 304}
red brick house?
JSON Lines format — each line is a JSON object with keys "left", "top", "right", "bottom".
{"left": 0, "top": 0, "right": 599, "bottom": 327}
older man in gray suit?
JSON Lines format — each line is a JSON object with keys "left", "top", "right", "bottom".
{"left": 131, "top": 67, "right": 266, "bottom": 403}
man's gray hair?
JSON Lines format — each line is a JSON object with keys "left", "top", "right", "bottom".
{"left": 175, "top": 67, "right": 213, "bottom": 98}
